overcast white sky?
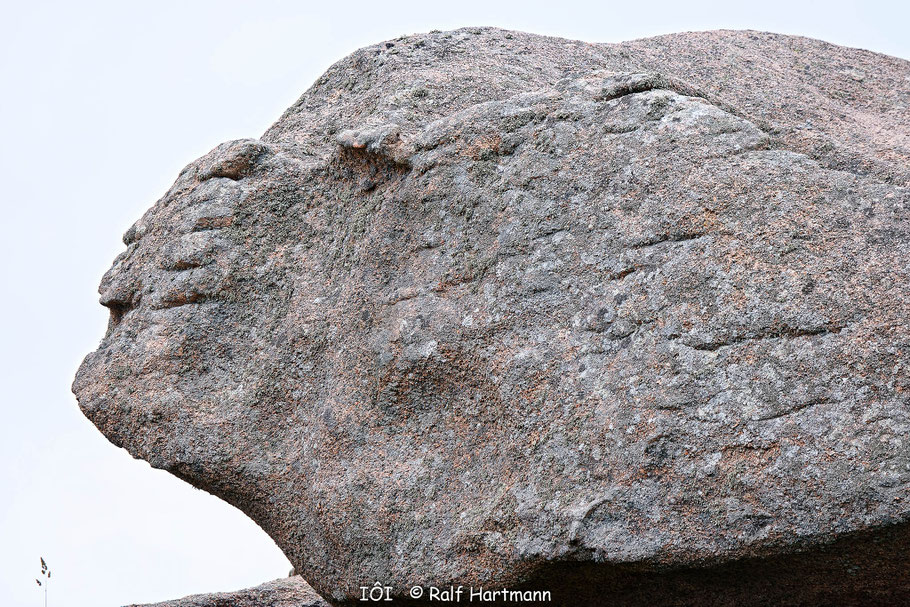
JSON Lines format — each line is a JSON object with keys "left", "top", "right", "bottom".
{"left": 1, "top": 1, "right": 907, "bottom": 606}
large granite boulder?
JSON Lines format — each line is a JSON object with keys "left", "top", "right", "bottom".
{"left": 74, "top": 28, "right": 910, "bottom": 606}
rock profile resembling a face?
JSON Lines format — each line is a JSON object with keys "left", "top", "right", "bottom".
{"left": 74, "top": 28, "right": 910, "bottom": 606}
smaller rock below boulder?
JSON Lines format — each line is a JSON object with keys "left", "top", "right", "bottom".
{"left": 126, "top": 576, "right": 328, "bottom": 607}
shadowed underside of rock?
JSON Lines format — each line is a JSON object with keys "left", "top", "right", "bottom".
{"left": 74, "top": 27, "right": 910, "bottom": 606}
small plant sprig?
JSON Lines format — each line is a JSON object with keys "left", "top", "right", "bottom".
{"left": 35, "top": 557, "right": 51, "bottom": 607}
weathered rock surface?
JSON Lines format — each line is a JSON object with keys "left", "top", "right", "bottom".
{"left": 74, "top": 28, "right": 910, "bottom": 606}
{"left": 127, "top": 576, "right": 328, "bottom": 607}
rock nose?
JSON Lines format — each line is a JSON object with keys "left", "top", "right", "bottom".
{"left": 99, "top": 239, "right": 143, "bottom": 329}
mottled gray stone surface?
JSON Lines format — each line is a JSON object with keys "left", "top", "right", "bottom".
{"left": 75, "top": 28, "right": 910, "bottom": 606}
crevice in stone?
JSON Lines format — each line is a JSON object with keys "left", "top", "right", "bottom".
{"left": 689, "top": 324, "right": 845, "bottom": 352}
{"left": 631, "top": 232, "right": 705, "bottom": 249}
{"left": 753, "top": 397, "right": 833, "bottom": 421}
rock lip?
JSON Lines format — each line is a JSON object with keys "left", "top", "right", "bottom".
{"left": 75, "top": 27, "right": 910, "bottom": 606}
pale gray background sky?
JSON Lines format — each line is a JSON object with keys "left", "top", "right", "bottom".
{"left": 1, "top": 1, "right": 907, "bottom": 605}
